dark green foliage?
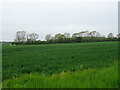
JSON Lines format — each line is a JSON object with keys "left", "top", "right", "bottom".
{"left": 2, "top": 42, "right": 118, "bottom": 80}
{"left": 12, "top": 37, "right": 119, "bottom": 45}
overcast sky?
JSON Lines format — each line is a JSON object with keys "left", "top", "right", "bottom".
{"left": 1, "top": 0, "right": 119, "bottom": 41}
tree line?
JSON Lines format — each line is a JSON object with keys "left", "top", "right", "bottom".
{"left": 12, "top": 30, "right": 120, "bottom": 45}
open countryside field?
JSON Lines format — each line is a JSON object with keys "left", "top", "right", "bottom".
{"left": 2, "top": 41, "right": 119, "bottom": 88}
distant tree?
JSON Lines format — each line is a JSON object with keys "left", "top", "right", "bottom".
{"left": 27, "top": 33, "right": 39, "bottom": 42}
{"left": 96, "top": 32, "right": 101, "bottom": 37}
{"left": 78, "top": 31, "right": 89, "bottom": 37}
{"left": 89, "top": 31, "right": 96, "bottom": 37}
{"left": 55, "top": 33, "right": 65, "bottom": 40}
{"left": 51, "top": 36, "right": 55, "bottom": 41}
{"left": 45, "top": 34, "right": 52, "bottom": 41}
{"left": 64, "top": 33, "right": 70, "bottom": 38}
{"left": 83, "top": 31, "right": 89, "bottom": 37}
{"left": 13, "top": 30, "right": 117, "bottom": 45}
{"left": 55, "top": 33, "right": 61, "bottom": 39}
{"left": 75, "top": 37, "right": 82, "bottom": 43}
{"left": 72, "top": 33, "right": 79, "bottom": 38}
{"left": 116, "top": 33, "right": 120, "bottom": 38}
{"left": 89, "top": 31, "right": 101, "bottom": 37}
{"left": 14, "top": 31, "right": 26, "bottom": 42}
{"left": 107, "top": 33, "right": 114, "bottom": 38}
{"left": 78, "top": 31, "right": 85, "bottom": 37}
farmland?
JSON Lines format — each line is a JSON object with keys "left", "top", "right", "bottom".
{"left": 3, "top": 62, "right": 118, "bottom": 88}
{"left": 2, "top": 41, "right": 119, "bottom": 88}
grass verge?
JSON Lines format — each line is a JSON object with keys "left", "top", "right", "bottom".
{"left": 2, "top": 61, "right": 118, "bottom": 88}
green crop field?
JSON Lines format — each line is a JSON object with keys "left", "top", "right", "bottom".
{"left": 2, "top": 41, "right": 119, "bottom": 88}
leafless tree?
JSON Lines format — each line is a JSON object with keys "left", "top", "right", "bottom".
{"left": 45, "top": 34, "right": 52, "bottom": 41}
{"left": 14, "top": 31, "right": 26, "bottom": 42}
{"left": 27, "top": 33, "right": 39, "bottom": 42}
